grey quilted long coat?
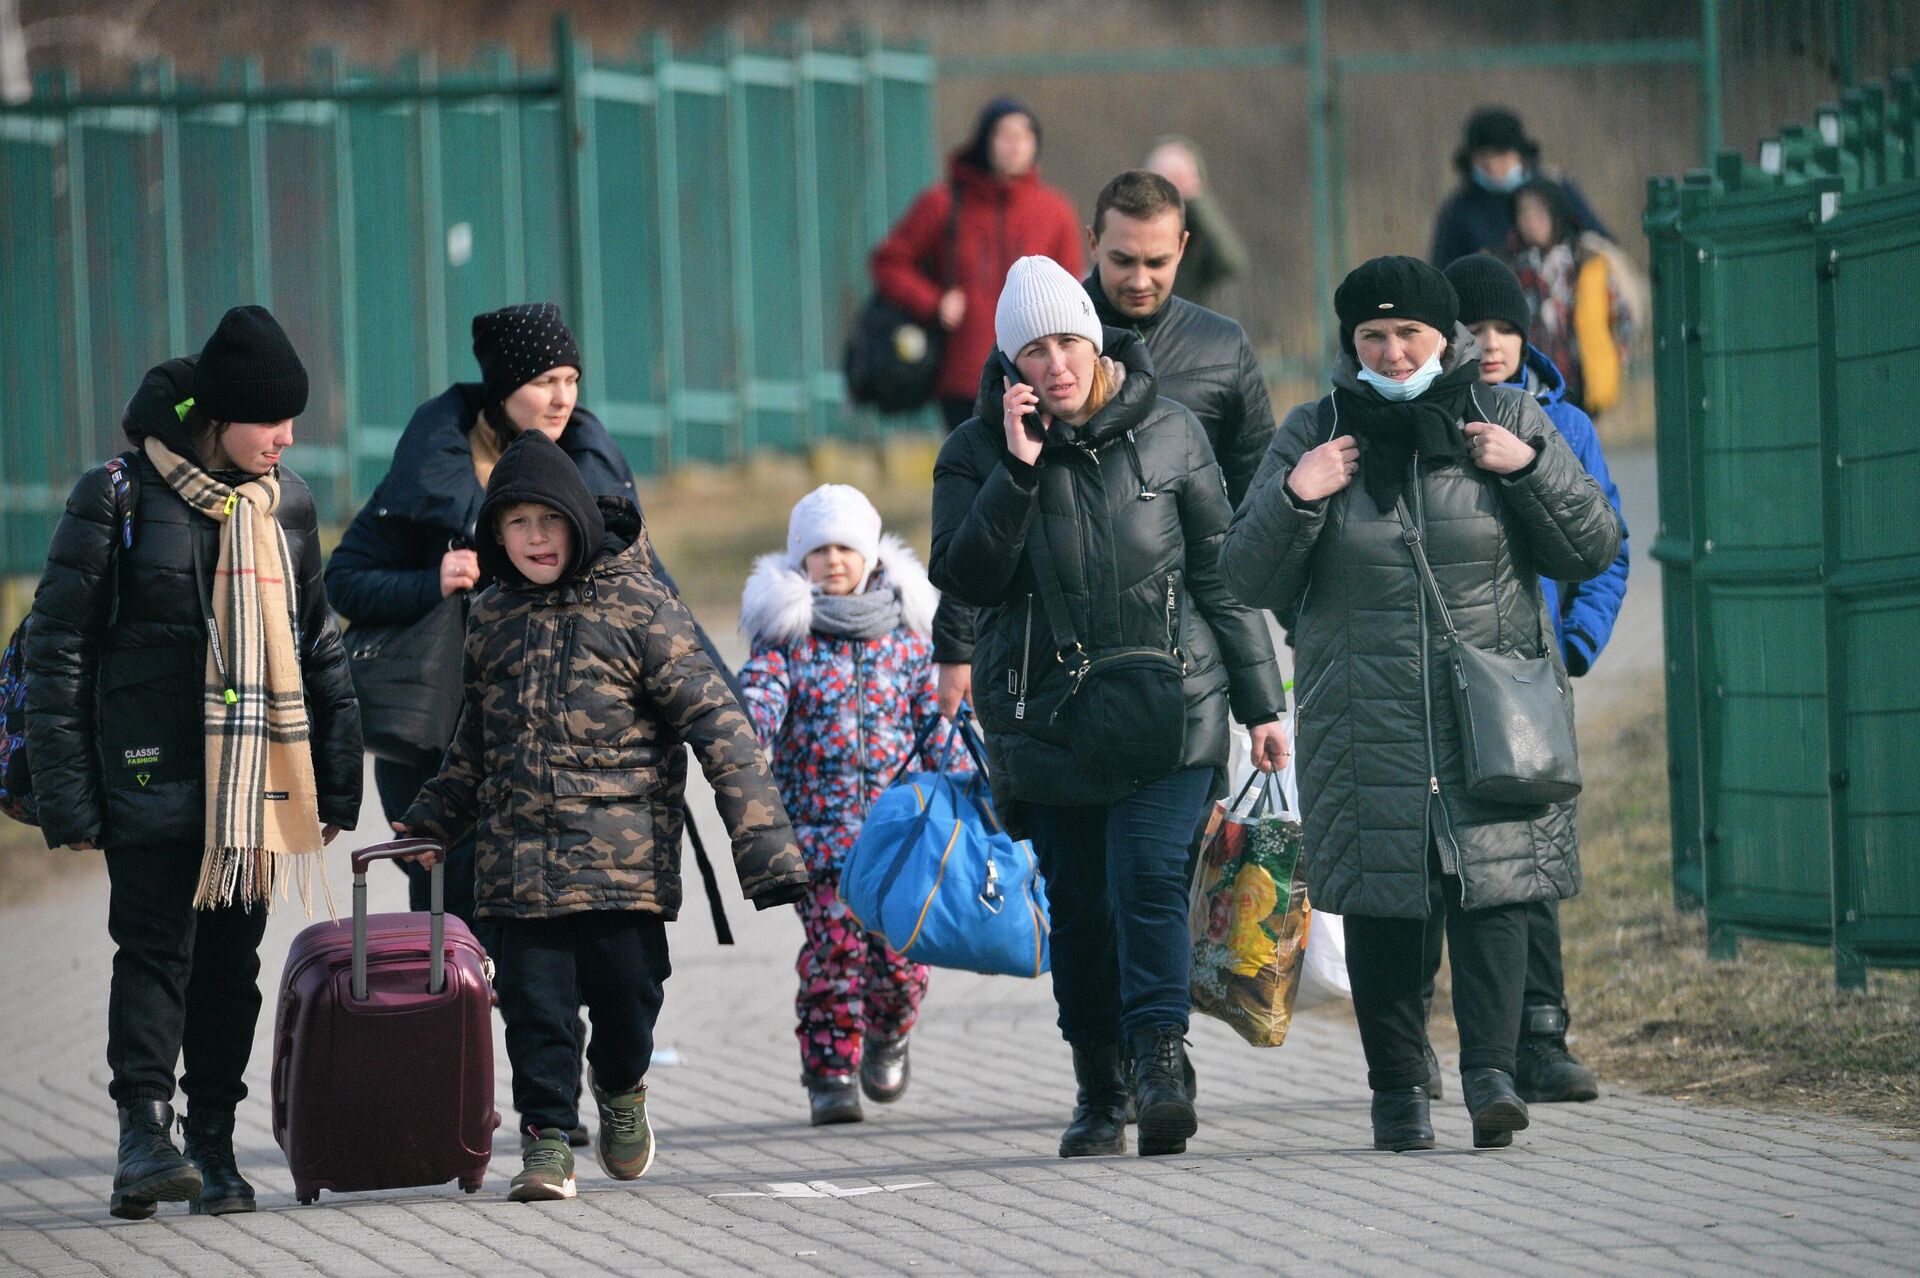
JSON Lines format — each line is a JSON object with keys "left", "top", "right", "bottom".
{"left": 1219, "top": 337, "right": 1622, "bottom": 920}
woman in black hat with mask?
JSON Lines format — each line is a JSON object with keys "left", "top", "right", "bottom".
{"left": 1219, "top": 256, "right": 1621, "bottom": 1153}
{"left": 26, "top": 306, "right": 363, "bottom": 1218}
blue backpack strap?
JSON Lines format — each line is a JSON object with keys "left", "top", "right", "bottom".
{"left": 100, "top": 452, "right": 138, "bottom": 626}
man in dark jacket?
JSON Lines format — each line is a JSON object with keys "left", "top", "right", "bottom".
{"left": 1429, "top": 107, "right": 1610, "bottom": 268}
{"left": 933, "top": 169, "right": 1277, "bottom": 714}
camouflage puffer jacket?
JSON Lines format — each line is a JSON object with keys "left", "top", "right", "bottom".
{"left": 404, "top": 500, "right": 807, "bottom": 920}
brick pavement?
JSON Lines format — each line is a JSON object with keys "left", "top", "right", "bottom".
{"left": 5, "top": 446, "right": 1919, "bottom": 1276}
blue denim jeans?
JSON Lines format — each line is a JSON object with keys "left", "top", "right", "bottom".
{"left": 1024, "top": 768, "right": 1215, "bottom": 1045}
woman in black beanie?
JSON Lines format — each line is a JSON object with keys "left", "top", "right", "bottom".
{"left": 25, "top": 305, "right": 362, "bottom": 1218}
{"left": 1219, "top": 256, "right": 1622, "bottom": 1153}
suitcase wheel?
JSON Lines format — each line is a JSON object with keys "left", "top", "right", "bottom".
{"left": 461, "top": 1180, "right": 482, "bottom": 1194}
{"left": 298, "top": 1195, "right": 317, "bottom": 1206}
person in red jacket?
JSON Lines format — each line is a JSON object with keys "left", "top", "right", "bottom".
{"left": 870, "top": 98, "right": 1085, "bottom": 430}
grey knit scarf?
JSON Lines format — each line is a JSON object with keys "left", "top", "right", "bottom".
{"left": 812, "top": 584, "right": 903, "bottom": 640}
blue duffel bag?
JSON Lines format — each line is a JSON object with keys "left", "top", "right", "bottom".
{"left": 839, "top": 710, "right": 1050, "bottom": 978}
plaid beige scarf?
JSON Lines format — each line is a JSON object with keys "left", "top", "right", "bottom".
{"left": 144, "top": 437, "right": 326, "bottom": 911}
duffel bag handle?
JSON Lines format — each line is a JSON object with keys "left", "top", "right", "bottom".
{"left": 350, "top": 838, "right": 447, "bottom": 1001}
{"left": 886, "top": 711, "right": 960, "bottom": 787}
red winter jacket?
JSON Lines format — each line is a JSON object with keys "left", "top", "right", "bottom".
{"left": 870, "top": 153, "right": 1085, "bottom": 403}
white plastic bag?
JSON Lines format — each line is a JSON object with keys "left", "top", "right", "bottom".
{"left": 1230, "top": 716, "right": 1350, "bottom": 1008}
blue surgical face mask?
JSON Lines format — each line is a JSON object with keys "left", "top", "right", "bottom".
{"left": 1472, "top": 163, "right": 1528, "bottom": 194}
{"left": 1358, "top": 347, "right": 1445, "bottom": 401}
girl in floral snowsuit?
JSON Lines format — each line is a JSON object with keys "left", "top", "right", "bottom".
{"left": 738, "top": 485, "right": 963, "bottom": 1126}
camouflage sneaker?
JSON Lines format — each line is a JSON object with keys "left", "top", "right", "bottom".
{"left": 507, "top": 1128, "right": 577, "bottom": 1202}
{"left": 590, "top": 1075, "right": 655, "bottom": 1181}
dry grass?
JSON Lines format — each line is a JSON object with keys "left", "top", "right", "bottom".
{"left": 1561, "top": 690, "right": 1920, "bottom": 1136}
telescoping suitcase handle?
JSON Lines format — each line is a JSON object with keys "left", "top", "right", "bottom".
{"left": 349, "top": 839, "right": 447, "bottom": 1000}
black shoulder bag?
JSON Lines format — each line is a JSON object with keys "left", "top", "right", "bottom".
{"left": 1394, "top": 497, "right": 1582, "bottom": 806}
{"left": 1027, "top": 515, "right": 1189, "bottom": 783}
{"left": 844, "top": 182, "right": 960, "bottom": 414}
{"left": 344, "top": 538, "right": 470, "bottom": 770}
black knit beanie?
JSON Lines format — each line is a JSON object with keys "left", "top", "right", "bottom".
{"left": 1444, "top": 254, "right": 1532, "bottom": 337}
{"left": 471, "top": 303, "right": 582, "bottom": 408}
{"left": 1334, "top": 256, "right": 1459, "bottom": 357}
{"left": 192, "top": 305, "right": 308, "bottom": 422}
{"left": 476, "top": 430, "right": 606, "bottom": 585}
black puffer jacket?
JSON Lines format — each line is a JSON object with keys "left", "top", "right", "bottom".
{"left": 1219, "top": 338, "right": 1622, "bottom": 919}
{"left": 24, "top": 358, "right": 363, "bottom": 850}
{"left": 931, "top": 276, "right": 1277, "bottom": 665}
{"left": 929, "top": 331, "right": 1286, "bottom": 823}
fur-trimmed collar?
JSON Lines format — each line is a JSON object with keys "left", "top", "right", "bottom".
{"left": 740, "top": 532, "right": 936, "bottom": 647}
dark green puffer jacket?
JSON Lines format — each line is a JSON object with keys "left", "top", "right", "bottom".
{"left": 1219, "top": 336, "right": 1622, "bottom": 920}
{"left": 929, "top": 330, "right": 1287, "bottom": 826}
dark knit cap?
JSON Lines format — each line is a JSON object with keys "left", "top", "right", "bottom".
{"left": 471, "top": 303, "right": 582, "bottom": 408}
{"left": 964, "top": 97, "right": 1040, "bottom": 173}
{"left": 1334, "top": 256, "right": 1459, "bottom": 356}
{"left": 192, "top": 305, "right": 308, "bottom": 423}
{"left": 476, "top": 430, "right": 606, "bottom": 585}
{"left": 1454, "top": 107, "right": 1538, "bottom": 176}
{"left": 1444, "top": 254, "right": 1532, "bottom": 337}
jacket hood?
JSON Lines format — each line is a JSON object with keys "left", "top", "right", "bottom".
{"left": 120, "top": 356, "right": 203, "bottom": 459}
{"left": 1514, "top": 342, "right": 1568, "bottom": 406}
{"left": 740, "top": 533, "right": 936, "bottom": 648}
{"left": 379, "top": 383, "right": 631, "bottom": 540}
{"left": 476, "top": 431, "right": 607, "bottom": 587}
{"left": 973, "top": 326, "right": 1158, "bottom": 450}
{"left": 1329, "top": 322, "right": 1482, "bottom": 398}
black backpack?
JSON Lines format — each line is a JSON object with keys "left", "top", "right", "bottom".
{"left": 844, "top": 183, "right": 960, "bottom": 414}
{"left": 0, "top": 454, "right": 138, "bottom": 826}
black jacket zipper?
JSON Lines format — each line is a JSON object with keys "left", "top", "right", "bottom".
{"left": 1014, "top": 593, "right": 1034, "bottom": 720}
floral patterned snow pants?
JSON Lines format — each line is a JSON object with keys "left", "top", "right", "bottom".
{"left": 796, "top": 873, "right": 929, "bottom": 1078}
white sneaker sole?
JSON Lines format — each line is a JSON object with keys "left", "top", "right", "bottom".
{"left": 508, "top": 1175, "right": 577, "bottom": 1202}
{"left": 597, "top": 1134, "right": 655, "bottom": 1181}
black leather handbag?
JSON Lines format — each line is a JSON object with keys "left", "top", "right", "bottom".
{"left": 344, "top": 594, "right": 467, "bottom": 771}
{"left": 844, "top": 182, "right": 959, "bottom": 415}
{"left": 1396, "top": 498, "right": 1582, "bottom": 806}
{"left": 1027, "top": 517, "right": 1188, "bottom": 784}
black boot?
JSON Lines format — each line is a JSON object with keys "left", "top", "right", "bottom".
{"left": 181, "top": 1110, "right": 255, "bottom": 1216}
{"left": 860, "top": 1034, "right": 911, "bottom": 1105}
{"left": 1059, "top": 1043, "right": 1127, "bottom": 1158}
{"left": 1515, "top": 1004, "right": 1599, "bottom": 1103}
{"left": 1423, "top": 1040, "right": 1445, "bottom": 1100}
{"left": 110, "top": 1101, "right": 202, "bottom": 1221}
{"left": 1126, "top": 1026, "right": 1197, "bottom": 1157}
{"left": 804, "top": 1075, "right": 864, "bottom": 1126}
{"left": 1461, "top": 1067, "right": 1530, "bottom": 1149}
{"left": 1370, "top": 1086, "right": 1436, "bottom": 1152}
{"left": 1118, "top": 1045, "right": 1197, "bottom": 1124}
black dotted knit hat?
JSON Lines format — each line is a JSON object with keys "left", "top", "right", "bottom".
{"left": 1444, "top": 253, "right": 1532, "bottom": 337}
{"left": 471, "top": 303, "right": 582, "bottom": 407}
{"left": 192, "top": 305, "right": 309, "bottom": 423}
{"left": 1334, "top": 255, "right": 1459, "bottom": 357}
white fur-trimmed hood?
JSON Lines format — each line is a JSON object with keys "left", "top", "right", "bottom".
{"left": 739, "top": 532, "right": 937, "bottom": 647}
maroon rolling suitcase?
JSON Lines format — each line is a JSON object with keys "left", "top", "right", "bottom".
{"left": 271, "top": 840, "right": 498, "bottom": 1204}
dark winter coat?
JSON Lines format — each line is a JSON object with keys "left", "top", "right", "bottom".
{"left": 402, "top": 501, "right": 807, "bottom": 920}
{"left": 870, "top": 152, "right": 1085, "bottom": 402}
{"left": 932, "top": 274, "right": 1279, "bottom": 665}
{"left": 25, "top": 357, "right": 363, "bottom": 850}
{"left": 1428, "top": 172, "right": 1609, "bottom": 269}
{"left": 736, "top": 539, "right": 965, "bottom": 875}
{"left": 929, "top": 331, "right": 1287, "bottom": 823}
{"left": 1509, "top": 345, "right": 1629, "bottom": 676}
{"left": 1218, "top": 338, "right": 1623, "bottom": 920}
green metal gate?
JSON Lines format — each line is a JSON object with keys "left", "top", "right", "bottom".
{"left": 0, "top": 17, "right": 934, "bottom": 574}
{"left": 1646, "top": 65, "right": 1920, "bottom": 985}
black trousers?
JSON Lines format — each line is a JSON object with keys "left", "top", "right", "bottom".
{"left": 104, "top": 842, "right": 270, "bottom": 1112}
{"left": 1421, "top": 898, "right": 1568, "bottom": 1024}
{"left": 1345, "top": 847, "right": 1527, "bottom": 1091}
{"left": 493, "top": 912, "right": 670, "bottom": 1133}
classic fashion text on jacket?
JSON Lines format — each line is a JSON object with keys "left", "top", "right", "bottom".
{"left": 25, "top": 357, "right": 363, "bottom": 850}
{"left": 929, "top": 330, "right": 1287, "bottom": 822}
{"left": 402, "top": 501, "right": 807, "bottom": 920}
{"left": 1218, "top": 337, "right": 1622, "bottom": 920}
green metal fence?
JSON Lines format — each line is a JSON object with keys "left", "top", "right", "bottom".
{"left": 1645, "top": 64, "right": 1920, "bottom": 986}
{"left": 0, "top": 17, "right": 934, "bottom": 574}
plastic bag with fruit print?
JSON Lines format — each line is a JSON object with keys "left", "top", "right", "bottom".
{"left": 1187, "top": 771, "right": 1310, "bottom": 1047}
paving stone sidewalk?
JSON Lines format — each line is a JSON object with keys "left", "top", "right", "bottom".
{"left": 5, "top": 447, "right": 1918, "bottom": 1276}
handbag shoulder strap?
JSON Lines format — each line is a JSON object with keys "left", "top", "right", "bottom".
{"left": 1026, "top": 515, "right": 1082, "bottom": 658}
{"left": 940, "top": 180, "right": 962, "bottom": 289}
{"left": 1391, "top": 497, "right": 1460, "bottom": 642}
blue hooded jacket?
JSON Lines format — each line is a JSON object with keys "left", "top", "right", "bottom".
{"left": 1507, "top": 345, "right": 1629, "bottom": 675}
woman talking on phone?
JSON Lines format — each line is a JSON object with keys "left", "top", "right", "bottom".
{"left": 929, "top": 256, "right": 1287, "bottom": 1160}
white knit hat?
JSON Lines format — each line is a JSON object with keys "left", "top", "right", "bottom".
{"left": 995, "top": 255, "right": 1104, "bottom": 362}
{"left": 786, "top": 484, "right": 883, "bottom": 574}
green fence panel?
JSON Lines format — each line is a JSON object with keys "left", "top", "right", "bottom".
{"left": 0, "top": 122, "right": 70, "bottom": 575}
{"left": 805, "top": 69, "right": 872, "bottom": 442}
{"left": 586, "top": 72, "right": 669, "bottom": 476}
{"left": 736, "top": 64, "right": 805, "bottom": 455}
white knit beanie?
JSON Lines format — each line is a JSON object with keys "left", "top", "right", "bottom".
{"left": 786, "top": 484, "right": 883, "bottom": 574}
{"left": 995, "top": 255, "right": 1104, "bottom": 362}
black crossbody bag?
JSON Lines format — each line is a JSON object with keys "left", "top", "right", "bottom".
{"left": 1026, "top": 515, "right": 1188, "bottom": 783}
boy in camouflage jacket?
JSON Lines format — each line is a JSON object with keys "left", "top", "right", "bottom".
{"left": 402, "top": 432, "right": 807, "bottom": 1202}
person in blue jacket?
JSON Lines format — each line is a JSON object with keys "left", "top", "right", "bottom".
{"left": 1432, "top": 254, "right": 1631, "bottom": 1103}
{"left": 1430, "top": 108, "right": 1610, "bottom": 269}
